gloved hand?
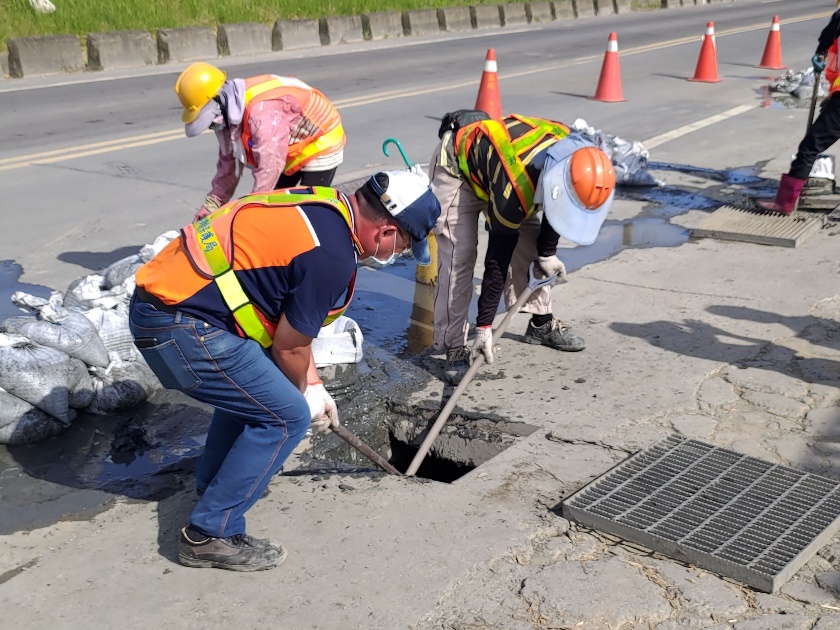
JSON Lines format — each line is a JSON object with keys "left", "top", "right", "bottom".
{"left": 193, "top": 195, "right": 221, "bottom": 223}
{"left": 536, "top": 255, "right": 567, "bottom": 281}
{"left": 471, "top": 325, "right": 495, "bottom": 364}
{"left": 813, "top": 53, "right": 827, "bottom": 73}
{"left": 304, "top": 382, "right": 339, "bottom": 434}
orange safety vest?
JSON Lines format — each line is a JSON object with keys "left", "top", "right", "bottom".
{"left": 827, "top": 40, "right": 840, "bottom": 95}
{"left": 455, "top": 114, "right": 570, "bottom": 226}
{"left": 240, "top": 75, "right": 346, "bottom": 176}
{"left": 181, "top": 188, "right": 361, "bottom": 348}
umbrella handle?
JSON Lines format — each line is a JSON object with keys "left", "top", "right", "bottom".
{"left": 382, "top": 138, "right": 412, "bottom": 168}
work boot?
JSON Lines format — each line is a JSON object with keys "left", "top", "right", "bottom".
{"left": 755, "top": 174, "right": 806, "bottom": 215}
{"left": 444, "top": 345, "right": 471, "bottom": 384}
{"left": 179, "top": 526, "right": 287, "bottom": 571}
{"left": 524, "top": 318, "right": 586, "bottom": 352}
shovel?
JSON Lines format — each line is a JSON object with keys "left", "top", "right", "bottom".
{"left": 331, "top": 424, "right": 402, "bottom": 476}
{"left": 405, "top": 264, "right": 565, "bottom": 476}
{"left": 807, "top": 69, "right": 823, "bottom": 135}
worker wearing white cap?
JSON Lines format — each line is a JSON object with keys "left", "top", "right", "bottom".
{"left": 430, "top": 111, "right": 615, "bottom": 384}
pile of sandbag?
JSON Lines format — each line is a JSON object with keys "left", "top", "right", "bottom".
{"left": 0, "top": 231, "right": 178, "bottom": 445}
{"left": 571, "top": 119, "right": 663, "bottom": 187}
{"left": 769, "top": 67, "right": 829, "bottom": 100}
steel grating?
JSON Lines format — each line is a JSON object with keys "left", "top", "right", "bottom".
{"left": 689, "top": 205, "right": 823, "bottom": 248}
{"left": 561, "top": 435, "right": 840, "bottom": 592}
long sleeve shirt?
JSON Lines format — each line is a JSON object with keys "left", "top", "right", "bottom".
{"left": 209, "top": 96, "right": 303, "bottom": 204}
{"left": 817, "top": 9, "right": 840, "bottom": 55}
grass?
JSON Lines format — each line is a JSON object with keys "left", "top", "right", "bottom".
{"left": 2, "top": 0, "right": 523, "bottom": 44}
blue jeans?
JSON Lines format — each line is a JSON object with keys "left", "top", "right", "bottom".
{"left": 128, "top": 297, "right": 310, "bottom": 538}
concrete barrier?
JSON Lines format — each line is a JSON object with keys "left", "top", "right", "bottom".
{"left": 87, "top": 30, "right": 156, "bottom": 70}
{"left": 501, "top": 4, "right": 529, "bottom": 26}
{"left": 574, "top": 0, "right": 596, "bottom": 18}
{"left": 156, "top": 27, "right": 217, "bottom": 64}
{"left": 1, "top": 52, "right": 9, "bottom": 79}
{"left": 272, "top": 19, "right": 322, "bottom": 50}
{"left": 615, "top": 0, "right": 633, "bottom": 12}
{"left": 362, "top": 11, "right": 403, "bottom": 39}
{"left": 438, "top": 7, "right": 472, "bottom": 32}
{"left": 218, "top": 23, "right": 272, "bottom": 57}
{"left": 471, "top": 5, "right": 503, "bottom": 29}
{"left": 320, "top": 15, "right": 365, "bottom": 45}
{"left": 554, "top": 0, "right": 576, "bottom": 19}
{"left": 401, "top": 9, "right": 441, "bottom": 36}
{"left": 526, "top": 2, "right": 555, "bottom": 22}
{"left": 594, "top": 0, "right": 615, "bottom": 15}
{"left": 7, "top": 35, "right": 84, "bottom": 78}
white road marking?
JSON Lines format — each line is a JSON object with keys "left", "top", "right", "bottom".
{"left": 643, "top": 104, "right": 756, "bottom": 149}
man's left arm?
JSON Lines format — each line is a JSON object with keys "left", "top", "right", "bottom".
{"left": 817, "top": 9, "right": 840, "bottom": 55}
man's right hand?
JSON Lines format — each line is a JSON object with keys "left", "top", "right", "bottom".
{"left": 813, "top": 53, "right": 827, "bottom": 73}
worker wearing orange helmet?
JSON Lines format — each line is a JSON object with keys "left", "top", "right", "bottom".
{"left": 431, "top": 111, "right": 615, "bottom": 384}
{"left": 175, "top": 63, "right": 346, "bottom": 222}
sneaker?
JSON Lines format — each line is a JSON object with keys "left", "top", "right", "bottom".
{"left": 179, "top": 527, "right": 287, "bottom": 571}
{"left": 444, "top": 345, "right": 471, "bottom": 384}
{"left": 524, "top": 319, "right": 585, "bottom": 352}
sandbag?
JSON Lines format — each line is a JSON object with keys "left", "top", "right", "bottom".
{"left": 0, "top": 333, "right": 75, "bottom": 425}
{"left": 312, "top": 316, "right": 364, "bottom": 367}
{"left": 86, "top": 353, "right": 161, "bottom": 415}
{"left": 3, "top": 294, "right": 110, "bottom": 368}
{"left": 0, "top": 387, "right": 66, "bottom": 445}
{"left": 101, "top": 254, "right": 144, "bottom": 290}
{"left": 67, "top": 357, "right": 95, "bottom": 409}
{"left": 82, "top": 307, "right": 136, "bottom": 360}
{"left": 64, "top": 275, "right": 129, "bottom": 310}
{"left": 571, "top": 119, "right": 662, "bottom": 187}
{"left": 139, "top": 231, "right": 180, "bottom": 262}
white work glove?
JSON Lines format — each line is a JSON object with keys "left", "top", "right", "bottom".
{"left": 536, "top": 255, "right": 567, "bottom": 281}
{"left": 471, "top": 325, "right": 495, "bottom": 364}
{"left": 193, "top": 195, "right": 221, "bottom": 223}
{"left": 304, "top": 382, "right": 339, "bottom": 434}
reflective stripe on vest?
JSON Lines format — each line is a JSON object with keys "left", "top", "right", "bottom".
{"left": 241, "top": 76, "right": 345, "bottom": 175}
{"left": 456, "top": 115, "right": 570, "bottom": 220}
{"left": 185, "top": 188, "right": 361, "bottom": 347}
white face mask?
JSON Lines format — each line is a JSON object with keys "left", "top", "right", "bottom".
{"left": 363, "top": 231, "right": 399, "bottom": 269}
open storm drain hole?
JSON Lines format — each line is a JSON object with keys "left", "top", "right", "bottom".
{"left": 304, "top": 401, "right": 540, "bottom": 483}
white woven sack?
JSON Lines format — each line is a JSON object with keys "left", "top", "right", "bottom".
{"left": 311, "top": 316, "right": 364, "bottom": 368}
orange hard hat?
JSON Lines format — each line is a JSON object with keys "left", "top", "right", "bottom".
{"left": 568, "top": 146, "right": 615, "bottom": 209}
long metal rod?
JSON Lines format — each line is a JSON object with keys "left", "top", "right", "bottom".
{"left": 807, "top": 69, "right": 822, "bottom": 135}
{"left": 331, "top": 423, "right": 402, "bottom": 475}
{"left": 405, "top": 284, "right": 535, "bottom": 476}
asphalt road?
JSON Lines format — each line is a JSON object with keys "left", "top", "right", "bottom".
{"left": 0, "top": 0, "right": 831, "bottom": 291}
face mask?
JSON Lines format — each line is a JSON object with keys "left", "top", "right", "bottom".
{"left": 363, "top": 231, "right": 399, "bottom": 269}
{"left": 209, "top": 114, "right": 225, "bottom": 132}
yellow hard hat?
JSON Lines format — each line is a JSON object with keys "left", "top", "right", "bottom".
{"left": 175, "top": 63, "right": 226, "bottom": 124}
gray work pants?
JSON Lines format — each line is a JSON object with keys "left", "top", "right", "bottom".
{"left": 429, "top": 137, "right": 551, "bottom": 351}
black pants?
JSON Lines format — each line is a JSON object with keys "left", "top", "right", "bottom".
{"left": 274, "top": 167, "right": 337, "bottom": 189}
{"left": 790, "top": 92, "right": 840, "bottom": 180}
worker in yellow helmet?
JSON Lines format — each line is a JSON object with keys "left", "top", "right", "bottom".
{"left": 175, "top": 62, "right": 346, "bottom": 222}
{"left": 757, "top": 3, "right": 840, "bottom": 213}
{"left": 431, "top": 111, "right": 615, "bottom": 384}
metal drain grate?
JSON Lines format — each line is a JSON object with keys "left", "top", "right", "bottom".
{"left": 561, "top": 435, "right": 840, "bottom": 592}
{"left": 690, "top": 205, "right": 823, "bottom": 247}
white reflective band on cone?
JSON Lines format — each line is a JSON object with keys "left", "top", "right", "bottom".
{"left": 484, "top": 60, "right": 498, "bottom": 72}
{"left": 607, "top": 40, "right": 618, "bottom": 53}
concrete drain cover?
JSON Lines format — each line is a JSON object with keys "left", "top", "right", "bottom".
{"left": 561, "top": 435, "right": 840, "bottom": 592}
{"left": 690, "top": 205, "right": 823, "bottom": 247}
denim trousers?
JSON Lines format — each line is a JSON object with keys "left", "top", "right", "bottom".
{"left": 128, "top": 297, "right": 310, "bottom": 538}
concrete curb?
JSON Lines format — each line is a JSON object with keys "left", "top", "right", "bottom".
{"left": 401, "top": 9, "right": 442, "bottom": 36}
{"left": 526, "top": 2, "right": 555, "bottom": 23}
{"left": 320, "top": 15, "right": 366, "bottom": 45}
{"left": 1, "top": 0, "right": 756, "bottom": 78}
{"left": 8, "top": 34, "right": 84, "bottom": 78}
{"left": 272, "top": 18, "right": 321, "bottom": 51}
{"left": 362, "top": 11, "right": 404, "bottom": 39}
{"left": 86, "top": 30, "right": 156, "bottom": 71}
{"left": 438, "top": 7, "right": 473, "bottom": 32}
{"left": 156, "top": 27, "right": 217, "bottom": 64}
{"left": 471, "top": 5, "right": 503, "bottom": 29}
{"left": 217, "top": 23, "right": 272, "bottom": 57}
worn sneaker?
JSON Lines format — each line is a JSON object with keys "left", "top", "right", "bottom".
{"left": 524, "top": 319, "right": 586, "bottom": 352}
{"left": 444, "top": 345, "right": 471, "bottom": 384}
{"left": 179, "top": 527, "right": 287, "bottom": 571}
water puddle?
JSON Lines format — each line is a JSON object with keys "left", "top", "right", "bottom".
{"left": 0, "top": 260, "right": 51, "bottom": 320}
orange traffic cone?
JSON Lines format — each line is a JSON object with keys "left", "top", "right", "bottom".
{"left": 475, "top": 49, "right": 502, "bottom": 118}
{"left": 689, "top": 22, "right": 722, "bottom": 83}
{"left": 593, "top": 32, "right": 625, "bottom": 102}
{"left": 757, "top": 16, "right": 785, "bottom": 70}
